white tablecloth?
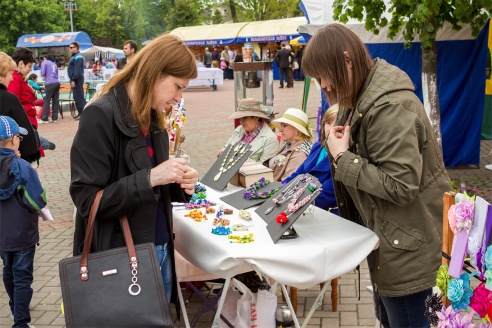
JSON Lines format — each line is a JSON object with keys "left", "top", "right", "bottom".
{"left": 188, "top": 67, "right": 224, "bottom": 87}
{"left": 174, "top": 185, "right": 379, "bottom": 289}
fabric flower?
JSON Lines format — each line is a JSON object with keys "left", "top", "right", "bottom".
{"left": 449, "top": 204, "right": 458, "bottom": 234}
{"left": 437, "top": 305, "right": 461, "bottom": 327}
{"left": 455, "top": 195, "right": 475, "bottom": 233}
{"left": 470, "top": 283, "right": 492, "bottom": 318}
{"left": 484, "top": 246, "right": 492, "bottom": 291}
{"left": 437, "top": 265, "right": 452, "bottom": 296}
{"left": 448, "top": 273, "right": 473, "bottom": 310}
{"left": 424, "top": 293, "right": 443, "bottom": 326}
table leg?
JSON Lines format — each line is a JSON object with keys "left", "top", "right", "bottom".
{"left": 212, "top": 277, "right": 232, "bottom": 328}
{"left": 301, "top": 281, "right": 330, "bottom": 328}
{"left": 281, "top": 284, "right": 301, "bottom": 328}
{"left": 176, "top": 280, "right": 191, "bottom": 328}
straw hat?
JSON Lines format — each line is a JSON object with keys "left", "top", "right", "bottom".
{"left": 272, "top": 108, "right": 311, "bottom": 137}
{"left": 229, "top": 98, "right": 272, "bottom": 120}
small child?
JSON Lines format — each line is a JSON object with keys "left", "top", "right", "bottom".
{"left": 0, "top": 115, "right": 47, "bottom": 328}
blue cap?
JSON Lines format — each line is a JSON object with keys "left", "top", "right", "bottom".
{"left": 0, "top": 116, "right": 28, "bottom": 141}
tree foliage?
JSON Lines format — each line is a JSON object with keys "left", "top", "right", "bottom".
{"left": 0, "top": 0, "right": 68, "bottom": 54}
{"left": 164, "top": 0, "right": 204, "bottom": 30}
{"left": 234, "top": 0, "right": 300, "bottom": 21}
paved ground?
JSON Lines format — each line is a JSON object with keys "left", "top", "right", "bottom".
{"left": 1, "top": 79, "right": 491, "bottom": 328}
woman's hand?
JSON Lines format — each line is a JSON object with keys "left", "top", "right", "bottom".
{"left": 179, "top": 166, "right": 198, "bottom": 195}
{"left": 217, "top": 148, "right": 224, "bottom": 158}
{"left": 327, "top": 125, "right": 350, "bottom": 157}
{"left": 150, "top": 158, "right": 188, "bottom": 187}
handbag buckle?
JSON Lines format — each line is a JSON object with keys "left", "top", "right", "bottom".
{"left": 80, "top": 266, "right": 88, "bottom": 281}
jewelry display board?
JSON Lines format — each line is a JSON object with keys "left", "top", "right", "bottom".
{"left": 255, "top": 174, "right": 322, "bottom": 243}
{"left": 201, "top": 142, "right": 253, "bottom": 191}
{"left": 219, "top": 181, "right": 282, "bottom": 209}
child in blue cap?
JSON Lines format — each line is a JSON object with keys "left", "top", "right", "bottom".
{"left": 0, "top": 115, "right": 47, "bottom": 328}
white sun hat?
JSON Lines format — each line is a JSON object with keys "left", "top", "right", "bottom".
{"left": 272, "top": 108, "right": 311, "bottom": 137}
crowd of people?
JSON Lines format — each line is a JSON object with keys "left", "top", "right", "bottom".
{"left": 0, "top": 23, "right": 474, "bottom": 328}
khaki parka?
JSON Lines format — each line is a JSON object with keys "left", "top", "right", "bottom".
{"left": 332, "top": 59, "right": 452, "bottom": 297}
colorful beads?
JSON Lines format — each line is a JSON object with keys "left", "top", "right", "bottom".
{"left": 231, "top": 223, "right": 249, "bottom": 231}
{"left": 213, "top": 218, "right": 230, "bottom": 226}
{"left": 206, "top": 207, "right": 216, "bottom": 214}
{"left": 239, "top": 210, "right": 252, "bottom": 221}
{"left": 228, "top": 233, "right": 254, "bottom": 243}
{"left": 308, "top": 183, "right": 317, "bottom": 192}
{"left": 224, "top": 208, "right": 233, "bottom": 215}
{"left": 211, "top": 226, "right": 231, "bottom": 235}
{"left": 184, "top": 210, "right": 207, "bottom": 222}
{"left": 185, "top": 199, "right": 217, "bottom": 209}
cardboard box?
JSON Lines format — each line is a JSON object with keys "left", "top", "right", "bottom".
{"left": 234, "top": 161, "right": 274, "bottom": 188}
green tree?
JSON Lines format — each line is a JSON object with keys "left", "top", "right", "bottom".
{"left": 165, "top": 0, "right": 204, "bottom": 30}
{"left": 0, "top": 0, "right": 68, "bottom": 54}
{"left": 333, "top": 0, "right": 492, "bottom": 147}
{"left": 237, "top": 0, "right": 300, "bottom": 21}
{"left": 211, "top": 9, "right": 225, "bottom": 24}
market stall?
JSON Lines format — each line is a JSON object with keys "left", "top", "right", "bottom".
{"left": 173, "top": 183, "right": 379, "bottom": 327}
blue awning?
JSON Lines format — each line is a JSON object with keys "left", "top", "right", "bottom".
{"left": 16, "top": 32, "right": 92, "bottom": 50}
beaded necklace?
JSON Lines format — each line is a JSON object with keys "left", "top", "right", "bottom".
{"left": 214, "top": 143, "right": 248, "bottom": 181}
{"left": 243, "top": 177, "right": 280, "bottom": 200}
{"left": 264, "top": 175, "right": 309, "bottom": 215}
{"left": 276, "top": 183, "right": 321, "bottom": 223}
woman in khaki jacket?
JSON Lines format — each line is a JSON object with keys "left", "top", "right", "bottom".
{"left": 302, "top": 24, "right": 452, "bottom": 327}
{"left": 265, "top": 108, "right": 312, "bottom": 181}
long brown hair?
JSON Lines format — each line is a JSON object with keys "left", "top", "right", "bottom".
{"left": 302, "top": 24, "right": 373, "bottom": 109}
{"left": 100, "top": 34, "right": 197, "bottom": 130}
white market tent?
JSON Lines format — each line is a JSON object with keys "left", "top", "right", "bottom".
{"left": 80, "top": 45, "right": 124, "bottom": 56}
{"left": 170, "top": 22, "right": 250, "bottom": 46}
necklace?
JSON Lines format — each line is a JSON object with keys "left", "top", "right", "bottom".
{"left": 214, "top": 143, "right": 247, "bottom": 181}
{"left": 276, "top": 183, "right": 321, "bottom": 223}
{"left": 243, "top": 177, "right": 280, "bottom": 200}
{"left": 264, "top": 175, "right": 310, "bottom": 215}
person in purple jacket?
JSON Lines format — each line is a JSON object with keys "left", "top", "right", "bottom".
{"left": 40, "top": 54, "right": 60, "bottom": 123}
{"left": 282, "top": 104, "right": 339, "bottom": 214}
{"left": 0, "top": 115, "right": 47, "bottom": 328}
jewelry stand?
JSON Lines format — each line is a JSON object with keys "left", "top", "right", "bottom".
{"left": 219, "top": 181, "right": 282, "bottom": 209}
{"left": 201, "top": 142, "right": 253, "bottom": 191}
{"left": 255, "top": 174, "right": 321, "bottom": 243}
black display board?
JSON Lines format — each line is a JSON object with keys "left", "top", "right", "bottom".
{"left": 220, "top": 181, "right": 282, "bottom": 209}
{"left": 201, "top": 142, "right": 253, "bottom": 191}
{"left": 254, "top": 174, "right": 321, "bottom": 243}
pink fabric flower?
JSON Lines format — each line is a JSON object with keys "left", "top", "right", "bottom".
{"left": 449, "top": 204, "right": 458, "bottom": 234}
{"left": 470, "top": 283, "right": 492, "bottom": 318}
{"left": 455, "top": 198, "right": 474, "bottom": 233}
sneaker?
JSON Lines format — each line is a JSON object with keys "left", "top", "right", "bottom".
{"left": 51, "top": 120, "right": 58, "bottom": 123}
{"left": 485, "top": 164, "right": 492, "bottom": 171}
{"left": 28, "top": 324, "right": 36, "bottom": 328}
{"left": 38, "top": 119, "right": 49, "bottom": 124}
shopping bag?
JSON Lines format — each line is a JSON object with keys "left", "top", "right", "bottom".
{"left": 256, "top": 282, "right": 277, "bottom": 327}
{"left": 59, "top": 190, "right": 173, "bottom": 327}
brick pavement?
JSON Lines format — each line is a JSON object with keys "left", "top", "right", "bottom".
{"left": 1, "top": 79, "right": 491, "bottom": 327}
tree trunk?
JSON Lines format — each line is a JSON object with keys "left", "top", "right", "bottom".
{"left": 229, "top": 0, "right": 237, "bottom": 22}
{"left": 421, "top": 41, "right": 443, "bottom": 150}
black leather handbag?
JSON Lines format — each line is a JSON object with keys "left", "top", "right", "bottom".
{"left": 59, "top": 190, "right": 173, "bottom": 327}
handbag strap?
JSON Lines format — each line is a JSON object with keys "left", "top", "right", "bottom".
{"left": 79, "top": 190, "right": 139, "bottom": 281}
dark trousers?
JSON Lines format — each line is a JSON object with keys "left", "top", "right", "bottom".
{"left": 43, "top": 82, "right": 60, "bottom": 121}
{"left": 205, "top": 64, "right": 211, "bottom": 68}
{"left": 1, "top": 245, "right": 36, "bottom": 328}
{"left": 72, "top": 78, "right": 86, "bottom": 115}
{"left": 279, "top": 67, "right": 289, "bottom": 87}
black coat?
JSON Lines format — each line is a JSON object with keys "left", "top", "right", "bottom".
{"left": 274, "top": 48, "right": 295, "bottom": 68}
{"left": 70, "top": 83, "right": 190, "bottom": 311}
{"left": 0, "top": 85, "right": 40, "bottom": 163}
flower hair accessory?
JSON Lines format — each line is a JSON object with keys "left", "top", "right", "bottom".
{"left": 447, "top": 273, "right": 474, "bottom": 310}
{"left": 424, "top": 293, "right": 442, "bottom": 326}
{"left": 470, "top": 282, "right": 492, "bottom": 318}
{"left": 455, "top": 194, "right": 475, "bottom": 233}
{"left": 484, "top": 245, "right": 492, "bottom": 291}
{"left": 436, "top": 265, "right": 452, "bottom": 297}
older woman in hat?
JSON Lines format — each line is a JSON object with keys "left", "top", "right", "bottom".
{"left": 266, "top": 107, "right": 312, "bottom": 182}
{"left": 218, "top": 98, "right": 278, "bottom": 163}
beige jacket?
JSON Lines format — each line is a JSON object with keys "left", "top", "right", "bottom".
{"left": 265, "top": 140, "right": 312, "bottom": 182}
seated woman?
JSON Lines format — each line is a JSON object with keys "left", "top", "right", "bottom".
{"left": 218, "top": 98, "right": 278, "bottom": 163}
{"left": 266, "top": 108, "right": 312, "bottom": 181}
{"left": 27, "top": 73, "right": 44, "bottom": 92}
{"left": 283, "top": 104, "right": 339, "bottom": 213}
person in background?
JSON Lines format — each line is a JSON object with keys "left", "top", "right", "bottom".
{"left": 105, "top": 58, "right": 115, "bottom": 69}
{"left": 265, "top": 108, "right": 312, "bottom": 181}
{"left": 283, "top": 104, "right": 339, "bottom": 213}
{"left": 234, "top": 50, "right": 243, "bottom": 63}
{"left": 0, "top": 52, "right": 41, "bottom": 163}
{"left": 218, "top": 98, "right": 278, "bottom": 163}
{"left": 32, "top": 58, "right": 41, "bottom": 71}
{"left": 40, "top": 54, "right": 60, "bottom": 123}
{"left": 220, "top": 58, "right": 227, "bottom": 78}
{"left": 92, "top": 60, "right": 102, "bottom": 78}
{"left": 302, "top": 23, "right": 452, "bottom": 327}
{"left": 203, "top": 47, "right": 212, "bottom": 68}
{"left": 0, "top": 115, "right": 47, "bottom": 328}
{"left": 99, "top": 54, "right": 106, "bottom": 67}
{"left": 227, "top": 47, "right": 235, "bottom": 79}
{"left": 211, "top": 47, "right": 220, "bottom": 68}
{"left": 67, "top": 41, "right": 86, "bottom": 120}
{"left": 118, "top": 40, "right": 137, "bottom": 70}
{"left": 220, "top": 46, "right": 230, "bottom": 79}
{"left": 27, "top": 73, "right": 44, "bottom": 93}
{"left": 295, "top": 45, "right": 304, "bottom": 81}
{"left": 274, "top": 42, "right": 295, "bottom": 88}
{"left": 70, "top": 34, "right": 199, "bottom": 312}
